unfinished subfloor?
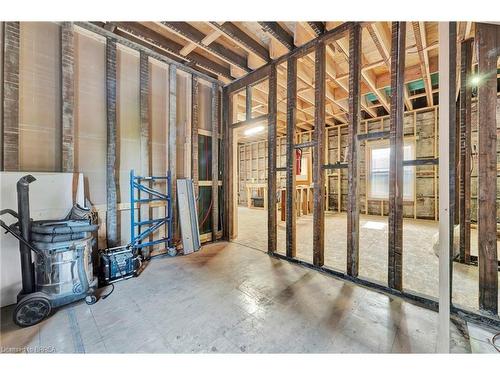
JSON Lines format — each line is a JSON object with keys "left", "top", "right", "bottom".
{"left": 0, "top": 241, "right": 471, "bottom": 353}
{"left": 235, "top": 206, "right": 500, "bottom": 314}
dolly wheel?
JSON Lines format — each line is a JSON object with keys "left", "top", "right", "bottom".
{"left": 13, "top": 294, "right": 51, "bottom": 327}
{"left": 85, "top": 295, "right": 97, "bottom": 305}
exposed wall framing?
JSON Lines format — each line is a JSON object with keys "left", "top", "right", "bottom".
{"left": 2, "top": 22, "right": 20, "bottom": 171}
{"left": 388, "top": 22, "right": 406, "bottom": 291}
{"left": 476, "top": 22, "right": 499, "bottom": 315}
{"left": 61, "top": 22, "right": 75, "bottom": 172}
{"left": 347, "top": 23, "right": 361, "bottom": 277}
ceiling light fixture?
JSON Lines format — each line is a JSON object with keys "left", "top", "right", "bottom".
{"left": 244, "top": 126, "right": 264, "bottom": 136}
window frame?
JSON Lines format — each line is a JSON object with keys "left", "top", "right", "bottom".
{"left": 366, "top": 138, "right": 416, "bottom": 202}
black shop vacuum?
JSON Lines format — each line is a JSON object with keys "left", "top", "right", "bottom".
{"left": 0, "top": 175, "right": 99, "bottom": 327}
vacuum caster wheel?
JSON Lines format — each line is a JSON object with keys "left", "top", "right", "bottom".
{"left": 13, "top": 293, "right": 51, "bottom": 327}
{"left": 85, "top": 294, "right": 97, "bottom": 305}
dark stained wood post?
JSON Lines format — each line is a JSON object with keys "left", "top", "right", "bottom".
{"left": 476, "top": 23, "right": 498, "bottom": 315}
{"left": 459, "top": 38, "right": 473, "bottom": 264}
{"left": 211, "top": 82, "right": 219, "bottom": 240}
{"left": 139, "top": 51, "right": 151, "bottom": 249}
{"left": 168, "top": 65, "right": 178, "bottom": 240}
{"left": 388, "top": 22, "right": 406, "bottom": 291}
{"left": 286, "top": 56, "right": 297, "bottom": 258}
{"left": 139, "top": 51, "right": 150, "bottom": 176}
{"left": 2, "top": 22, "right": 20, "bottom": 171}
{"left": 222, "top": 87, "right": 234, "bottom": 240}
{"left": 191, "top": 77, "right": 199, "bottom": 198}
{"left": 61, "top": 22, "right": 75, "bottom": 173}
{"left": 246, "top": 84, "right": 252, "bottom": 121}
{"left": 106, "top": 37, "right": 118, "bottom": 247}
{"left": 448, "top": 22, "right": 457, "bottom": 296}
{"left": 313, "top": 41, "right": 326, "bottom": 267}
{"left": 267, "top": 63, "right": 278, "bottom": 254}
{"left": 347, "top": 23, "right": 361, "bottom": 277}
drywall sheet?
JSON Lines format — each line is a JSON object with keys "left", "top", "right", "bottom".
{"left": 150, "top": 59, "right": 169, "bottom": 248}
{"left": 19, "top": 22, "right": 61, "bottom": 172}
{"left": 0, "top": 172, "right": 84, "bottom": 307}
{"left": 75, "top": 29, "right": 107, "bottom": 207}
{"left": 176, "top": 70, "right": 191, "bottom": 179}
{"left": 117, "top": 45, "right": 140, "bottom": 245}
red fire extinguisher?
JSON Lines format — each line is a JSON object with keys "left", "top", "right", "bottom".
{"left": 295, "top": 149, "right": 302, "bottom": 175}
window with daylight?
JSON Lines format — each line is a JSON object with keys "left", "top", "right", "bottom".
{"left": 367, "top": 141, "right": 415, "bottom": 200}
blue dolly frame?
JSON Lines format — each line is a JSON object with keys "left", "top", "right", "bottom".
{"left": 130, "top": 169, "right": 173, "bottom": 252}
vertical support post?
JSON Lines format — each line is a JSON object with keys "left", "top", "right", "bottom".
{"left": 448, "top": 23, "right": 457, "bottom": 291}
{"left": 168, "top": 65, "right": 178, "bottom": 240}
{"left": 2, "top": 22, "right": 19, "bottom": 171}
{"left": 286, "top": 57, "right": 297, "bottom": 258}
{"left": 347, "top": 23, "right": 361, "bottom": 277}
{"left": 388, "top": 22, "right": 406, "bottom": 291}
{"left": 222, "top": 87, "right": 232, "bottom": 240}
{"left": 61, "top": 22, "right": 75, "bottom": 173}
{"left": 267, "top": 64, "right": 277, "bottom": 254}
{"left": 476, "top": 23, "right": 499, "bottom": 316}
{"left": 246, "top": 84, "right": 252, "bottom": 121}
{"left": 313, "top": 41, "right": 326, "bottom": 267}
{"left": 139, "top": 51, "right": 150, "bottom": 250}
{"left": 191, "top": 77, "right": 199, "bottom": 199}
{"left": 139, "top": 51, "right": 150, "bottom": 176}
{"left": 459, "top": 38, "right": 473, "bottom": 264}
{"left": 438, "top": 22, "right": 451, "bottom": 353}
{"left": 211, "top": 82, "right": 219, "bottom": 241}
{"left": 106, "top": 37, "right": 118, "bottom": 248}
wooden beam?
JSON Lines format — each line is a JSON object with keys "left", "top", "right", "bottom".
{"left": 192, "top": 77, "right": 199, "bottom": 198}
{"left": 476, "top": 22, "right": 499, "bottom": 315}
{"left": 61, "top": 22, "right": 75, "bottom": 172}
{"left": 448, "top": 22, "right": 457, "bottom": 298}
{"left": 222, "top": 87, "right": 232, "bottom": 240}
{"left": 209, "top": 22, "right": 270, "bottom": 63}
{"left": 106, "top": 37, "right": 118, "bottom": 247}
{"left": 168, "top": 65, "right": 178, "bottom": 241}
{"left": 388, "top": 22, "right": 406, "bottom": 291}
{"left": 347, "top": 23, "right": 361, "bottom": 277}
{"left": 267, "top": 64, "right": 278, "bottom": 255}
{"left": 2, "top": 22, "right": 19, "bottom": 171}
{"left": 308, "top": 22, "right": 325, "bottom": 36}
{"left": 226, "top": 22, "right": 352, "bottom": 93}
{"left": 313, "top": 41, "right": 326, "bottom": 267}
{"left": 286, "top": 56, "right": 297, "bottom": 258}
{"left": 459, "top": 38, "right": 473, "bottom": 264}
{"left": 259, "top": 22, "right": 294, "bottom": 51}
{"left": 412, "top": 22, "right": 433, "bottom": 107}
{"left": 245, "top": 85, "right": 252, "bottom": 121}
{"left": 139, "top": 51, "right": 151, "bottom": 253}
{"left": 211, "top": 83, "right": 219, "bottom": 240}
{"left": 114, "top": 22, "right": 232, "bottom": 80}
{"left": 161, "top": 22, "right": 250, "bottom": 73}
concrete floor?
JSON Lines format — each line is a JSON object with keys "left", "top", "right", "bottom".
{"left": 0, "top": 241, "right": 471, "bottom": 353}
{"left": 235, "top": 206, "right": 500, "bottom": 314}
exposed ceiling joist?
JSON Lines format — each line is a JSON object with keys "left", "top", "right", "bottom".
{"left": 258, "top": 22, "right": 294, "bottom": 51}
{"left": 160, "top": 21, "right": 250, "bottom": 73}
{"left": 307, "top": 22, "right": 325, "bottom": 36}
{"left": 114, "top": 22, "right": 232, "bottom": 79}
{"left": 412, "top": 21, "right": 434, "bottom": 106}
{"left": 209, "top": 22, "right": 270, "bottom": 63}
